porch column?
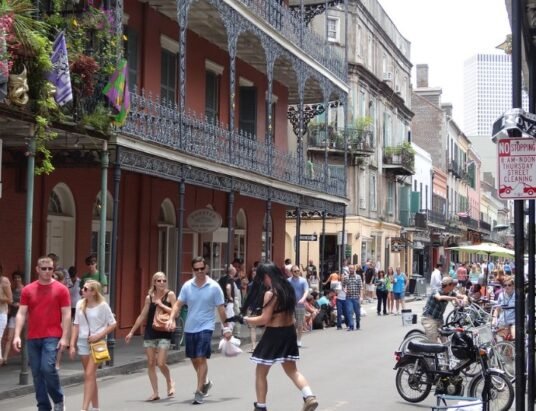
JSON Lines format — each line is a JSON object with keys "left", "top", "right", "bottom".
{"left": 107, "top": 148, "right": 122, "bottom": 365}
{"left": 226, "top": 190, "right": 234, "bottom": 269}
{"left": 340, "top": 209, "right": 346, "bottom": 272}
{"left": 177, "top": 0, "right": 191, "bottom": 114}
{"left": 173, "top": 178, "right": 185, "bottom": 350}
{"left": 322, "top": 81, "right": 330, "bottom": 192}
{"left": 321, "top": 210, "right": 326, "bottom": 280}
{"left": 295, "top": 207, "right": 301, "bottom": 266}
{"left": 99, "top": 141, "right": 109, "bottom": 294}
{"left": 20, "top": 134, "right": 36, "bottom": 385}
{"left": 264, "top": 198, "right": 272, "bottom": 261}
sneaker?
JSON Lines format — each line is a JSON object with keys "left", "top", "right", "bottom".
{"left": 297, "top": 340, "right": 302, "bottom": 347}
{"left": 254, "top": 402, "right": 267, "bottom": 411}
{"left": 53, "top": 402, "right": 66, "bottom": 411}
{"left": 302, "top": 396, "right": 318, "bottom": 411}
{"left": 192, "top": 391, "right": 205, "bottom": 405}
{"left": 201, "top": 380, "right": 213, "bottom": 396}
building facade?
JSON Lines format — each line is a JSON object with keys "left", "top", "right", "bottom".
{"left": 0, "top": 0, "right": 349, "bottom": 336}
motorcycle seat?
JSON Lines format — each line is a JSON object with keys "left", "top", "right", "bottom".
{"left": 407, "top": 340, "right": 448, "bottom": 354}
{"left": 439, "top": 329, "right": 455, "bottom": 337}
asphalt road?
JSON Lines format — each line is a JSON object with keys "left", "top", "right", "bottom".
{"left": 2, "top": 299, "right": 458, "bottom": 411}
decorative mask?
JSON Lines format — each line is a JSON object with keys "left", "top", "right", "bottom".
{"left": 8, "top": 66, "right": 29, "bottom": 106}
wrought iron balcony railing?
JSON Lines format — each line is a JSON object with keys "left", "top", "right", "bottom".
{"left": 307, "top": 125, "right": 375, "bottom": 156}
{"left": 459, "top": 215, "right": 479, "bottom": 230}
{"left": 120, "top": 90, "right": 345, "bottom": 197}
{"left": 382, "top": 144, "right": 415, "bottom": 175}
{"left": 237, "top": 0, "right": 346, "bottom": 81}
{"left": 426, "top": 209, "right": 446, "bottom": 226}
{"left": 480, "top": 220, "right": 491, "bottom": 232}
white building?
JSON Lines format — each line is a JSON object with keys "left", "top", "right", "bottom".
{"left": 463, "top": 53, "right": 528, "bottom": 137}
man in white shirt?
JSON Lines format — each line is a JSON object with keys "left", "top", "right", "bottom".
{"left": 430, "top": 263, "right": 443, "bottom": 294}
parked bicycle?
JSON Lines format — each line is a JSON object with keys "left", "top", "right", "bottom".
{"left": 394, "top": 328, "right": 514, "bottom": 411}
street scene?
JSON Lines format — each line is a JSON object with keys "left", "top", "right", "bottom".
{"left": 0, "top": 0, "right": 535, "bottom": 410}
{"left": 1, "top": 300, "right": 436, "bottom": 411}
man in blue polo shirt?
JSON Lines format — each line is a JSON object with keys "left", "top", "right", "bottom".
{"left": 288, "top": 265, "right": 308, "bottom": 347}
{"left": 168, "top": 257, "right": 228, "bottom": 405}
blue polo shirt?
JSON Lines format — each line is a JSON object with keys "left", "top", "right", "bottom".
{"left": 178, "top": 277, "right": 225, "bottom": 333}
{"left": 288, "top": 276, "right": 308, "bottom": 306}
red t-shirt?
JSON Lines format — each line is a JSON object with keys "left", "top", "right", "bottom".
{"left": 20, "top": 280, "right": 71, "bottom": 339}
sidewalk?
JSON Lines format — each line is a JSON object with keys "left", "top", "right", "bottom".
{"left": 0, "top": 323, "right": 252, "bottom": 401}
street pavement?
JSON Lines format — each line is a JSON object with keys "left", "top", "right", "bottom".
{"left": 0, "top": 299, "right": 452, "bottom": 411}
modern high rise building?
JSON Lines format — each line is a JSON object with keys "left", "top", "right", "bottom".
{"left": 463, "top": 53, "right": 528, "bottom": 137}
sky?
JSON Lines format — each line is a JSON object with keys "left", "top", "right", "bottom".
{"left": 378, "top": 0, "right": 511, "bottom": 127}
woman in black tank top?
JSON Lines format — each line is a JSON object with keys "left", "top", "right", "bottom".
{"left": 125, "top": 272, "right": 177, "bottom": 401}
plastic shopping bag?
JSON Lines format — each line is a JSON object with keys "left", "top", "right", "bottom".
{"left": 218, "top": 336, "right": 242, "bottom": 357}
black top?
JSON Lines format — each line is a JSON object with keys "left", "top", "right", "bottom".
{"left": 144, "top": 291, "right": 172, "bottom": 340}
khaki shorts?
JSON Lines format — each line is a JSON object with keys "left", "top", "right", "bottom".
{"left": 294, "top": 306, "right": 305, "bottom": 328}
{"left": 421, "top": 316, "right": 443, "bottom": 343}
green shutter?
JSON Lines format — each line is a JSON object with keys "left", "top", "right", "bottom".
{"left": 410, "top": 191, "right": 421, "bottom": 213}
{"left": 399, "top": 186, "right": 410, "bottom": 226}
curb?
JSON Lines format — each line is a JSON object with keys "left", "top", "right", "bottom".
{"left": 0, "top": 338, "right": 240, "bottom": 401}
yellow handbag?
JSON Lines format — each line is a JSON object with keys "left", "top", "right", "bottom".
{"left": 89, "top": 340, "right": 111, "bottom": 364}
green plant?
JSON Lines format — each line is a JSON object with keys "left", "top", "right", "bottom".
{"left": 81, "top": 102, "right": 112, "bottom": 133}
{"left": 355, "top": 116, "right": 373, "bottom": 131}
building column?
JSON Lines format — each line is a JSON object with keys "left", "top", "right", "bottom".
{"left": 295, "top": 207, "right": 301, "bottom": 266}
{"left": 226, "top": 190, "right": 235, "bottom": 269}
{"left": 264, "top": 198, "right": 272, "bottom": 261}
{"left": 99, "top": 141, "right": 109, "bottom": 293}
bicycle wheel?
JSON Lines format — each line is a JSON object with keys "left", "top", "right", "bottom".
{"left": 395, "top": 359, "right": 432, "bottom": 403}
{"left": 468, "top": 370, "right": 514, "bottom": 411}
{"left": 491, "top": 341, "right": 515, "bottom": 379}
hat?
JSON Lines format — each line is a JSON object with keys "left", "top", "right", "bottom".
{"left": 222, "top": 327, "right": 232, "bottom": 335}
{"left": 441, "top": 277, "right": 457, "bottom": 287}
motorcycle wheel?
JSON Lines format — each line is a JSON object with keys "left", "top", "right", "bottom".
{"left": 395, "top": 359, "right": 432, "bottom": 403}
{"left": 468, "top": 370, "right": 514, "bottom": 411}
{"left": 398, "top": 332, "right": 429, "bottom": 354}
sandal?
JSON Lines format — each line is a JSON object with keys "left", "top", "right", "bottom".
{"left": 146, "top": 395, "right": 160, "bottom": 402}
{"left": 167, "top": 381, "right": 175, "bottom": 398}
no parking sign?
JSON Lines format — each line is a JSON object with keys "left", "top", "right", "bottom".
{"left": 497, "top": 138, "right": 536, "bottom": 199}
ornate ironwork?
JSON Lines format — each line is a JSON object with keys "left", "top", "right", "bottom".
{"left": 288, "top": 1, "right": 344, "bottom": 26}
{"left": 230, "top": 0, "right": 346, "bottom": 80}
{"left": 119, "top": 89, "right": 346, "bottom": 197}
{"left": 287, "top": 100, "right": 342, "bottom": 137}
{"left": 176, "top": 0, "right": 192, "bottom": 112}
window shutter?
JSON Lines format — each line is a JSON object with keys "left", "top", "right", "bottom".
{"left": 239, "top": 86, "right": 257, "bottom": 137}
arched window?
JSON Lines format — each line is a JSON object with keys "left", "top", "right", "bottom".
{"left": 158, "top": 199, "right": 177, "bottom": 291}
{"left": 46, "top": 183, "right": 76, "bottom": 269}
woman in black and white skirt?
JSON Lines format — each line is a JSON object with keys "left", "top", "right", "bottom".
{"left": 243, "top": 263, "right": 318, "bottom": 411}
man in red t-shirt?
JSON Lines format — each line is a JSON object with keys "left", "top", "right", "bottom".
{"left": 13, "top": 256, "right": 71, "bottom": 411}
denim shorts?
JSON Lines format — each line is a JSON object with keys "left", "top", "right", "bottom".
{"left": 185, "top": 330, "right": 213, "bottom": 359}
{"left": 77, "top": 339, "right": 91, "bottom": 356}
{"left": 393, "top": 292, "right": 404, "bottom": 300}
{"left": 143, "top": 338, "right": 171, "bottom": 350}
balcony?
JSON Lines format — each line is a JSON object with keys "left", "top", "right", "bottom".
{"left": 459, "top": 215, "right": 479, "bottom": 230}
{"left": 382, "top": 143, "right": 415, "bottom": 176}
{"left": 404, "top": 212, "right": 428, "bottom": 229}
{"left": 120, "top": 90, "right": 345, "bottom": 197}
{"left": 307, "top": 125, "right": 375, "bottom": 157}
{"left": 479, "top": 220, "right": 491, "bottom": 232}
{"left": 426, "top": 209, "right": 446, "bottom": 227}
{"left": 448, "top": 160, "right": 465, "bottom": 179}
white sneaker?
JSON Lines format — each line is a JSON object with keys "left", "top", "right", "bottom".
{"left": 297, "top": 340, "right": 302, "bottom": 347}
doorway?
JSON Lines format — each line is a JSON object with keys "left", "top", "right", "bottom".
{"left": 320, "top": 234, "right": 338, "bottom": 280}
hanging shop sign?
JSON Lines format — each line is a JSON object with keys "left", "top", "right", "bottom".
{"left": 497, "top": 138, "right": 536, "bottom": 199}
{"left": 187, "top": 208, "right": 222, "bottom": 233}
{"left": 492, "top": 108, "right": 536, "bottom": 141}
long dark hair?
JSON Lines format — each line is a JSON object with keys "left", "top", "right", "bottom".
{"left": 256, "top": 262, "right": 296, "bottom": 315}
{"left": 241, "top": 270, "right": 266, "bottom": 315}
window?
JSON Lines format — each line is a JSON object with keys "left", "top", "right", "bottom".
{"left": 356, "top": 25, "right": 363, "bottom": 59}
{"left": 123, "top": 27, "right": 138, "bottom": 91}
{"left": 359, "top": 171, "right": 367, "bottom": 210}
{"left": 383, "top": 112, "right": 392, "bottom": 147}
{"left": 367, "top": 34, "right": 373, "bottom": 70}
{"left": 239, "top": 86, "right": 257, "bottom": 136}
{"left": 327, "top": 17, "right": 339, "bottom": 42}
{"left": 161, "top": 49, "right": 177, "bottom": 103}
{"left": 359, "top": 90, "right": 366, "bottom": 118}
{"left": 205, "top": 71, "right": 220, "bottom": 124}
{"left": 370, "top": 174, "right": 377, "bottom": 211}
{"left": 387, "top": 181, "right": 394, "bottom": 215}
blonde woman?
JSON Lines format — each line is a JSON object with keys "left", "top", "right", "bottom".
{"left": 126, "top": 272, "right": 177, "bottom": 401}
{"left": 69, "top": 280, "right": 116, "bottom": 411}
{"left": 386, "top": 267, "right": 395, "bottom": 315}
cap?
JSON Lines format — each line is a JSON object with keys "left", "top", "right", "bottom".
{"left": 222, "top": 327, "right": 232, "bottom": 335}
{"left": 441, "top": 277, "right": 457, "bottom": 286}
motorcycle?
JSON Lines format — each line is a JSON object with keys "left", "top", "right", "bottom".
{"left": 394, "top": 329, "right": 514, "bottom": 411}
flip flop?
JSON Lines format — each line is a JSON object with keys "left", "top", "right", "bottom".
{"left": 146, "top": 395, "right": 160, "bottom": 402}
